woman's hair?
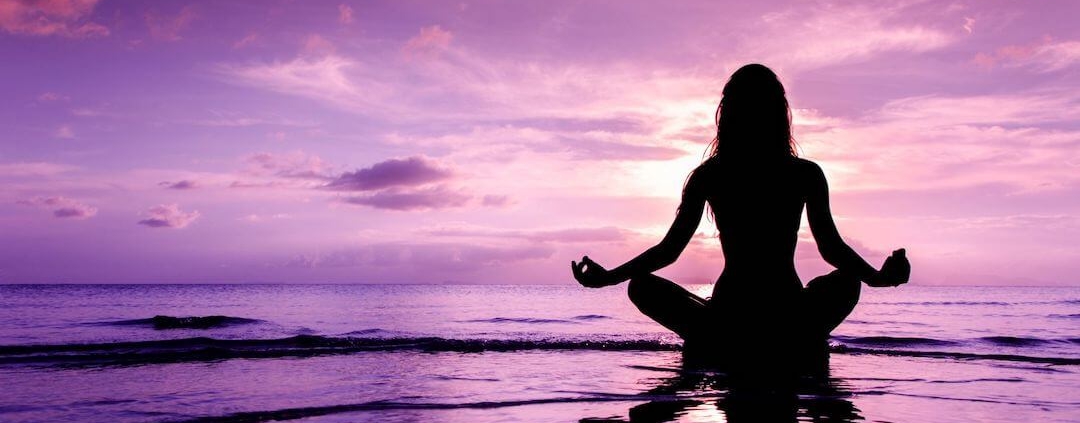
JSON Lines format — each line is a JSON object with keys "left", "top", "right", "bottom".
{"left": 685, "top": 64, "right": 797, "bottom": 222}
{"left": 706, "top": 63, "right": 797, "bottom": 161}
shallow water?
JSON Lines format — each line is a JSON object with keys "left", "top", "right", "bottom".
{"left": 0, "top": 284, "right": 1077, "bottom": 422}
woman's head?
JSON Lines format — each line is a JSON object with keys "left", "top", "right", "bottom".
{"left": 708, "top": 64, "right": 796, "bottom": 160}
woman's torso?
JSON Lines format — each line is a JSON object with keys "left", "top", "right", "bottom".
{"left": 699, "top": 156, "right": 812, "bottom": 301}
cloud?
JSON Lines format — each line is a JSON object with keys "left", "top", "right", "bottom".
{"left": 386, "top": 125, "right": 690, "bottom": 164}
{"left": 559, "top": 136, "right": 686, "bottom": 161}
{"left": 145, "top": 5, "right": 196, "bottom": 41}
{"left": 0, "top": 0, "right": 108, "bottom": 38}
{"left": 37, "top": 92, "right": 68, "bottom": 102}
{"left": 159, "top": 180, "right": 197, "bottom": 190}
{"left": 137, "top": 204, "right": 200, "bottom": 228}
{"left": 325, "top": 156, "right": 452, "bottom": 191}
{"left": 17, "top": 196, "right": 97, "bottom": 219}
{"left": 403, "top": 25, "right": 452, "bottom": 58}
{"left": 228, "top": 180, "right": 290, "bottom": 189}
{"left": 962, "top": 17, "right": 975, "bottom": 34}
{"left": 232, "top": 33, "right": 258, "bottom": 49}
{"left": 795, "top": 89, "right": 1080, "bottom": 193}
{"left": 338, "top": 4, "right": 353, "bottom": 24}
{"left": 743, "top": 3, "right": 954, "bottom": 70}
{"left": 54, "top": 124, "right": 74, "bottom": 139}
{"left": 244, "top": 151, "right": 334, "bottom": 180}
{"left": 217, "top": 55, "right": 379, "bottom": 112}
{"left": 191, "top": 110, "right": 316, "bottom": 127}
{"left": 217, "top": 40, "right": 714, "bottom": 133}
{"left": 239, "top": 213, "right": 291, "bottom": 223}
{"left": 974, "top": 37, "right": 1080, "bottom": 72}
{"left": 284, "top": 242, "right": 554, "bottom": 272}
{"left": 340, "top": 185, "right": 471, "bottom": 211}
{"left": 0, "top": 162, "right": 77, "bottom": 177}
{"left": 481, "top": 194, "right": 511, "bottom": 207}
{"left": 425, "top": 225, "right": 631, "bottom": 244}
{"left": 302, "top": 34, "right": 335, "bottom": 56}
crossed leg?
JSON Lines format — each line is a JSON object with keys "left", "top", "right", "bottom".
{"left": 627, "top": 273, "right": 709, "bottom": 340}
{"left": 627, "top": 270, "right": 862, "bottom": 342}
{"left": 802, "top": 269, "right": 862, "bottom": 338}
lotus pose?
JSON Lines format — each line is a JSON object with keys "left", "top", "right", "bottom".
{"left": 571, "top": 64, "right": 909, "bottom": 372}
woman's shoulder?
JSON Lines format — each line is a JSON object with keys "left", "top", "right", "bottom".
{"left": 688, "top": 157, "right": 722, "bottom": 182}
{"left": 791, "top": 157, "right": 824, "bottom": 175}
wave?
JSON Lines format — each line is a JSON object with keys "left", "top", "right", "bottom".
{"left": 1, "top": 334, "right": 1076, "bottom": 368}
{"left": 463, "top": 314, "right": 612, "bottom": 324}
{"left": 173, "top": 393, "right": 694, "bottom": 423}
{"left": 837, "top": 335, "right": 1080, "bottom": 349}
{"left": 834, "top": 346, "right": 1078, "bottom": 365}
{"left": 464, "top": 317, "right": 578, "bottom": 324}
{"left": 833, "top": 336, "right": 958, "bottom": 347}
{"left": 572, "top": 314, "right": 612, "bottom": 320}
{"left": 979, "top": 336, "right": 1053, "bottom": 347}
{"left": 867, "top": 301, "right": 1012, "bottom": 306}
{"left": 96, "top": 315, "right": 262, "bottom": 330}
{"left": 0, "top": 335, "right": 680, "bottom": 367}
{"left": 867, "top": 299, "right": 1080, "bottom": 306}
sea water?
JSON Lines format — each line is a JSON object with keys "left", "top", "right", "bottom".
{"left": 0, "top": 284, "right": 1077, "bottom": 422}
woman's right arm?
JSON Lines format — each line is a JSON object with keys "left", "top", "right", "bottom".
{"left": 804, "top": 161, "right": 879, "bottom": 282}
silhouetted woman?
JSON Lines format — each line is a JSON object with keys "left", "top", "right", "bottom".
{"left": 571, "top": 64, "right": 909, "bottom": 376}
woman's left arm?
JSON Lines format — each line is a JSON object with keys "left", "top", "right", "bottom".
{"left": 572, "top": 171, "right": 707, "bottom": 287}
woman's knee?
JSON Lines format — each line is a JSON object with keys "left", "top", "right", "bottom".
{"left": 806, "top": 269, "right": 861, "bottom": 306}
{"left": 626, "top": 275, "right": 653, "bottom": 306}
{"left": 809, "top": 269, "right": 861, "bottom": 291}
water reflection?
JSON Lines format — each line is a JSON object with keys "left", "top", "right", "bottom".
{"left": 581, "top": 360, "right": 863, "bottom": 423}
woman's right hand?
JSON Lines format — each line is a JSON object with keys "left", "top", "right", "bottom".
{"left": 571, "top": 256, "right": 616, "bottom": 288}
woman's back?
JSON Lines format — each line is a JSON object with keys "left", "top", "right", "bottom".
{"left": 692, "top": 156, "right": 815, "bottom": 296}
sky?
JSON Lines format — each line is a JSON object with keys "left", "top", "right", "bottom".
{"left": 1, "top": 0, "right": 1078, "bottom": 285}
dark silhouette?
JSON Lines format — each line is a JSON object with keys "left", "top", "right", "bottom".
{"left": 579, "top": 366, "right": 863, "bottom": 422}
{"left": 572, "top": 64, "right": 910, "bottom": 378}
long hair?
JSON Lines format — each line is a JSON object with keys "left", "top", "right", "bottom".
{"left": 687, "top": 64, "right": 798, "bottom": 224}
{"left": 706, "top": 64, "right": 797, "bottom": 161}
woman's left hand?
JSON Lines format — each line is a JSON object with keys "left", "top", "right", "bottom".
{"left": 571, "top": 256, "right": 615, "bottom": 288}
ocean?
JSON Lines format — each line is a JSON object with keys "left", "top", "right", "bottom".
{"left": 0, "top": 284, "right": 1077, "bottom": 422}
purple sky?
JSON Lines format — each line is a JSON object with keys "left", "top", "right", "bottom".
{"left": 1, "top": 0, "right": 1079, "bottom": 285}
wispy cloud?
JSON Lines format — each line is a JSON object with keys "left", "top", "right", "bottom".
{"left": 797, "top": 88, "right": 1080, "bottom": 193}
{"left": 232, "top": 32, "right": 258, "bottom": 49}
{"left": 217, "top": 55, "right": 375, "bottom": 111}
{"left": 325, "top": 156, "right": 453, "bottom": 191}
{"left": 239, "top": 213, "right": 291, "bottom": 223}
{"left": 340, "top": 185, "right": 471, "bottom": 211}
{"left": 137, "top": 204, "right": 200, "bottom": 228}
{"left": 975, "top": 37, "right": 1080, "bottom": 72}
{"left": 403, "top": 25, "right": 453, "bottom": 58}
{"left": 743, "top": 2, "right": 955, "bottom": 70}
{"left": 17, "top": 196, "right": 97, "bottom": 219}
{"left": 0, "top": 0, "right": 108, "bottom": 38}
{"left": 54, "top": 124, "right": 74, "bottom": 139}
{"left": 284, "top": 242, "right": 554, "bottom": 273}
{"left": 338, "top": 4, "right": 354, "bottom": 25}
{"left": 425, "top": 225, "right": 631, "bottom": 243}
{"left": 145, "top": 5, "right": 196, "bottom": 41}
{"left": 37, "top": 92, "right": 69, "bottom": 102}
{"left": 0, "top": 162, "right": 78, "bottom": 177}
{"left": 244, "top": 151, "right": 334, "bottom": 180}
{"left": 159, "top": 180, "right": 198, "bottom": 190}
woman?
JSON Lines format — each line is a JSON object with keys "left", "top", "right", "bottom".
{"left": 571, "top": 64, "right": 909, "bottom": 373}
